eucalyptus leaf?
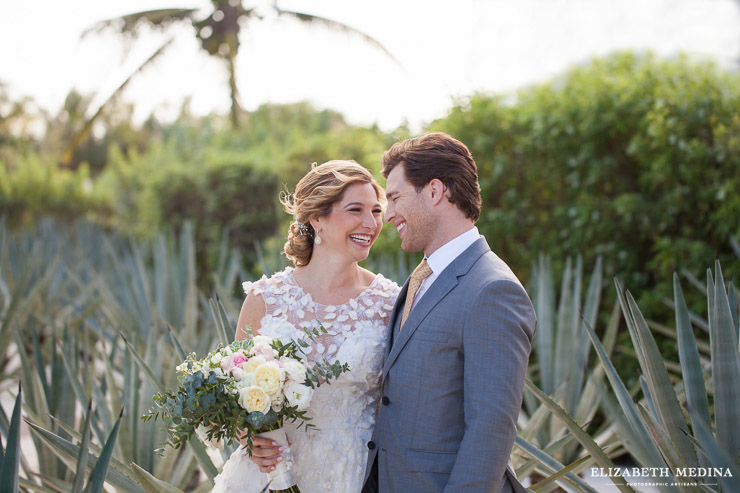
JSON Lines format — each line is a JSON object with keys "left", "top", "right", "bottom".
{"left": 247, "top": 410, "right": 280, "bottom": 430}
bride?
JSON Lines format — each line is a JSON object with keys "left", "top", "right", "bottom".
{"left": 212, "top": 160, "right": 400, "bottom": 492}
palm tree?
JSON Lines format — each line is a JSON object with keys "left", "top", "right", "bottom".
{"left": 84, "top": 0, "right": 399, "bottom": 127}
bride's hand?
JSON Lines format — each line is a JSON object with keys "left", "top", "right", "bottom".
{"left": 247, "top": 435, "right": 288, "bottom": 473}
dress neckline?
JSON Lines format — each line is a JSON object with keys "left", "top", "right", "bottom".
{"left": 286, "top": 267, "right": 380, "bottom": 308}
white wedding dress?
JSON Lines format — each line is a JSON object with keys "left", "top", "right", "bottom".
{"left": 212, "top": 267, "right": 399, "bottom": 493}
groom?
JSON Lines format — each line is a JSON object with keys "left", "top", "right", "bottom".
{"left": 364, "top": 132, "right": 536, "bottom": 492}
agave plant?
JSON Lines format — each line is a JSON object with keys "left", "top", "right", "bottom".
{"left": 0, "top": 219, "right": 253, "bottom": 490}
{"left": 0, "top": 384, "right": 22, "bottom": 491}
{"left": 511, "top": 254, "right": 631, "bottom": 492}
{"left": 581, "top": 259, "right": 740, "bottom": 492}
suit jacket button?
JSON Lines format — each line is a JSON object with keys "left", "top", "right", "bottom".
{"left": 382, "top": 396, "right": 390, "bottom": 406}
{"left": 367, "top": 441, "right": 376, "bottom": 450}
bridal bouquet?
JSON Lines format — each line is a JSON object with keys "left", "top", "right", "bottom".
{"left": 143, "top": 328, "right": 349, "bottom": 493}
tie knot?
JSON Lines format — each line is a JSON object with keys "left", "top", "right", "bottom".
{"left": 411, "top": 259, "right": 433, "bottom": 283}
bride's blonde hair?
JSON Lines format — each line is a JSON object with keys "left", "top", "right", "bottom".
{"left": 281, "top": 160, "right": 385, "bottom": 266}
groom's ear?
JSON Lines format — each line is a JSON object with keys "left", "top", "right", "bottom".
{"left": 428, "top": 179, "right": 446, "bottom": 206}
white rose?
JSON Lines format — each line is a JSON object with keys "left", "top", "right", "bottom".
{"left": 251, "top": 335, "right": 273, "bottom": 346}
{"left": 231, "top": 367, "right": 246, "bottom": 382}
{"left": 251, "top": 343, "right": 277, "bottom": 361}
{"left": 280, "top": 358, "right": 307, "bottom": 383}
{"left": 235, "top": 373, "right": 256, "bottom": 389}
{"left": 271, "top": 391, "right": 285, "bottom": 412}
{"left": 239, "top": 385, "right": 271, "bottom": 413}
{"left": 283, "top": 380, "right": 314, "bottom": 412}
{"left": 242, "top": 356, "right": 266, "bottom": 374}
{"left": 255, "top": 361, "right": 285, "bottom": 397}
{"left": 210, "top": 353, "right": 223, "bottom": 365}
{"left": 223, "top": 347, "right": 233, "bottom": 356}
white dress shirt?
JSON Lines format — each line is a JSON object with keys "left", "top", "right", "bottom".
{"left": 410, "top": 226, "right": 480, "bottom": 311}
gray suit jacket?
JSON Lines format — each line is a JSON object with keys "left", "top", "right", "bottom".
{"left": 365, "top": 237, "right": 535, "bottom": 493}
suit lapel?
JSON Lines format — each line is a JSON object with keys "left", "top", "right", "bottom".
{"left": 385, "top": 280, "right": 408, "bottom": 358}
{"left": 382, "top": 237, "right": 491, "bottom": 380}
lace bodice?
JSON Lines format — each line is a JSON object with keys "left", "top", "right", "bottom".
{"left": 212, "top": 267, "right": 400, "bottom": 493}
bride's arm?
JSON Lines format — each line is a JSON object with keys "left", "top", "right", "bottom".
{"left": 235, "top": 290, "right": 266, "bottom": 341}
{"left": 235, "top": 290, "right": 285, "bottom": 471}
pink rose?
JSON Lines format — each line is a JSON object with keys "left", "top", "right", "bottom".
{"left": 221, "top": 350, "right": 249, "bottom": 373}
{"left": 231, "top": 351, "right": 248, "bottom": 368}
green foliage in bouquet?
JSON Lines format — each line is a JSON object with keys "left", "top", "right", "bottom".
{"left": 143, "top": 328, "right": 350, "bottom": 454}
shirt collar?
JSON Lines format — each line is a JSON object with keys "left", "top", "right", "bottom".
{"left": 425, "top": 226, "right": 480, "bottom": 276}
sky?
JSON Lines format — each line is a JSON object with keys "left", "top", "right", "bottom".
{"left": 1, "top": 0, "right": 739, "bottom": 132}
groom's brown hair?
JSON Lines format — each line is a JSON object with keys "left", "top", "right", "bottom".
{"left": 381, "top": 132, "right": 481, "bottom": 222}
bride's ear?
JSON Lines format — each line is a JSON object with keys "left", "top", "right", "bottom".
{"left": 309, "top": 215, "right": 322, "bottom": 233}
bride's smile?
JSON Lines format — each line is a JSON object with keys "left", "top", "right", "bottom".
{"left": 312, "top": 182, "right": 384, "bottom": 261}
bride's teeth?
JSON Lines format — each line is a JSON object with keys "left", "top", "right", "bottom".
{"left": 350, "top": 235, "right": 371, "bottom": 243}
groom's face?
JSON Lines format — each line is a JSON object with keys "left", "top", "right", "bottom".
{"left": 385, "top": 164, "right": 435, "bottom": 253}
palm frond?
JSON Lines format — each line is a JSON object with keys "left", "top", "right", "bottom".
{"left": 61, "top": 39, "right": 173, "bottom": 167}
{"left": 274, "top": 7, "right": 402, "bottom": 67}
{"left": 82, "top": 9, "right": 198, "bottom": 38}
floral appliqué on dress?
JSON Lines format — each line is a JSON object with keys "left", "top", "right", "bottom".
{"left": 212, "top": 267, "right": 399, "bottom": 493}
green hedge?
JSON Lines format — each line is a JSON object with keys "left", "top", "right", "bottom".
{"left": 94, "top": 103, "right": 398, "bottom": 277}
{"left": 432, "top": 51, "right": 740, "bottom": 317}
{"left": 0, "top": 155, "right": 113, "bottom": 228}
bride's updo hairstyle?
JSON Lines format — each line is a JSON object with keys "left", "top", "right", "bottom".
{"left": 281, "top": 160, "right": 385, "bottom": 267}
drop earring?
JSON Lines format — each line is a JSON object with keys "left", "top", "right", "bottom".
{"left": 315, "top": 232, "right": 322, "bottom": 245}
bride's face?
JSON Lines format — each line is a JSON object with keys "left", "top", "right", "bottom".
{"left": 313, "top": 182, "right": 383, "bottom": 262}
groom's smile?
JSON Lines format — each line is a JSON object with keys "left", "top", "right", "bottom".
{"left": 385, "top": 165, "right": 431, "bottom": 253}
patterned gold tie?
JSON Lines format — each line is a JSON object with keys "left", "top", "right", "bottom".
{"left": 400, "top": 259, "right": 433, "bottom": 330}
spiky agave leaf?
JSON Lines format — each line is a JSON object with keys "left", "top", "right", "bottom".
{"left": 514, "top": 435, "right": 599, "bottom": 493}
{"left": 71, "top": 400, "right": 93, "bottom": 493}
{"left": 130, "top": 462, "right": 186, "bottom": 492}
{"left": 524, "top": 378, "right": 636, "bottom": 493}
{"left": 0, "top": 383, "right": 22, "bottom": 491}
{"left": 709, "top": 261, "right": 740, "bottom": 463}
{"left": 673, "top": 273, "right": 712, "bottom": 468}
{"left": 581, "top": 316, "right": 669, "bottom": 477}
{"left": 616, "top": 281, "right": 699, "bottom": 468}
{"left": 83, "top": 407, "right": 123, "bottom": 493}
{"left": 24, "top": 420, "right": 145, "bottom": 492}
